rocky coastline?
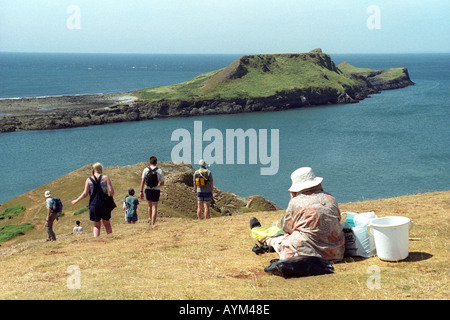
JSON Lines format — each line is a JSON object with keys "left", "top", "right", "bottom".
{"left": 0, "top": 65, "right": 414, "bottom": 133}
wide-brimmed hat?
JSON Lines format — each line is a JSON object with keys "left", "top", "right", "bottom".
{"left": 44, "top": 190, "right": 51, "bottom": 197}
{"left": 288, "top": 167, "right": 323, "bottom": 192}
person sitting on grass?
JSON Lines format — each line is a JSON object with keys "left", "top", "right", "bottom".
{"left": 73, "top": 220, "right": 83, "bottom": 233}
{"left": 251, "top": 167, "right": 345, "bottom": 263}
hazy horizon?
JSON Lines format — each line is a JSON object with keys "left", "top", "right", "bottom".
{"left": 1, "top": 0, "right": 448, "bottom": 55}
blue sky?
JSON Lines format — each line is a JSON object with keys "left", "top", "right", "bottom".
{"left": 1, "top": 0, "right": 449, "bottom": 54}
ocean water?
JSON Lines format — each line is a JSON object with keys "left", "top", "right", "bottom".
{"left": 0, "top": 52, "right": 449, "bottom": 207}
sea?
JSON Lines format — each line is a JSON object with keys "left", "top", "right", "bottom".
{"left": 0, "top": 52, "right": 449, "bottom": 208}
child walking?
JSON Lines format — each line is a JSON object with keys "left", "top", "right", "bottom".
{"left": 123, "top": 188, "right": 139, "bottom": 224}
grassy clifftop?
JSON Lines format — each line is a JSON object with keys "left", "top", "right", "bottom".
{"left": 134, "top": 49, "right": 413, "bottom": 102}
{"left": 0, "top": 189, "right": 448, "bottom": 300}
{"left": 135, "top": 50, "right": 363, "bottom": 101}
{"left": 0, "top": 161, "right": 447, "bottom": 300}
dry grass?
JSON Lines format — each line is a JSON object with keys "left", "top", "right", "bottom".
{"left": 0, "top": 190, "right": 448, "bottom": 300}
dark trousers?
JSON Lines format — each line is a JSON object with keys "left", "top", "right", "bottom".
{"left": 45, "top": 211, "right": 58, "bottom": 240}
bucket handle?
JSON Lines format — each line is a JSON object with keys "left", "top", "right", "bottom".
{"left": 367, "top": 220, "right": 414, "bottom": 237}
{"left": 367, "top": 225, "right": 373, "bottom": 237}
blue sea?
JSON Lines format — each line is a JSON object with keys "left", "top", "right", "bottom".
{"left": 0, "top": 52, "right": 449, "bottom": 208}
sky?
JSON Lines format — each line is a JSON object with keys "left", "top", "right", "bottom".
{"left": 0, "top": 0, "right": 449, "bottom": 54}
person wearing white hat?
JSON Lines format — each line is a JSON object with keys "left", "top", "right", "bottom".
{"left": 258, "top": 167, "right": 345, "bottom": 262}
{"left": 44, "top": 190, "right": 59, "bottom": 241}
{"left": 193, "top": 159, "right": 214, "bottom": 219}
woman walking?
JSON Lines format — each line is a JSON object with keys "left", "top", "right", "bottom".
{"left": 72, "top": 162, "right": 115, "bottom": 237}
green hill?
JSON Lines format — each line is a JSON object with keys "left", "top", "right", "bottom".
{"left": 135, "top": 50, "right": 362, "bottom": 101}
{"left": 134, "top": 48, "right": 413, "bottom": 102}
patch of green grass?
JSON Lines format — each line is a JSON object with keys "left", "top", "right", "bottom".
{"left": 377, "top": 68, "right": 406, "bottom": 81}
{"left": 135, "top": 70, "right": 219, "bottom": 100}
{"left": 0, "top": 205, "right": 26, "bottom": 220}
{"left": 338, "top": 61, "right": 406, "bottom": 81}
{"left": 337, "top": 61, "right": 374, "bottom": 74}
{"left": 0, "top": 223, "right": 34, "bottom": 243}
{"left": 73, "top": 206, "right": 89, "bottom": 216}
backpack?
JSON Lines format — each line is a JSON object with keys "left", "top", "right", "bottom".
{"left": 145, "top": 167, "right": 159, "bottom": 188}
{"left": 89, "top": 174, "right": 108, "bottom": 216}
{"left": 194, "top": 169, "right": 208, "bottom": 187}
{"left": 51, "top": 197, "right": 63, "bottom": 213}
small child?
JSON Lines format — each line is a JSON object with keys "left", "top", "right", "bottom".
{"left": 123, "top": 188, "right": 139, "bottom": 224}
{"left": 73, "top": 220, "right": 83, "bottom": 233}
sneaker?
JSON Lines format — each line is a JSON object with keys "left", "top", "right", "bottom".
{"left": 252, "top": 244, "right": 274, "bottom": 255}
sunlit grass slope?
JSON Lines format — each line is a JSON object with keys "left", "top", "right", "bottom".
{"left": 0, "top": 185, "right": 448, "bottom": 300}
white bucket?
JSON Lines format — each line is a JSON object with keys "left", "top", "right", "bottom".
{"left": 368, "top": 216, "right": 413, "bottom": 261}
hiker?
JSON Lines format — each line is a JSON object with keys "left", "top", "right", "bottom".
{"left": 193, "top": 159, "right": 214, "bottom": 220}
{"left": 123, "top": 188, "right": 139, "bottom": 224}
{"left": 140, "top": 156, "right": 165, "bottom": 226}
{"left": 44, "top": 190, "right": 60, "bottom": 241}
{"left": 71, "top": 162, "right": 115, "bottom": 237}
{"left": 251, "top": 167, "right": 345, "bottom": 262}
{"left": 73, "top": 220, "right": 83, "bottom": 233}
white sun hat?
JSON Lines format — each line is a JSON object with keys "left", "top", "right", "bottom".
{"left": 288, "top": 167, "right": 323, "bottom": 192}
{"left": 44, "top": 190, "right": 51, "bottom": 197}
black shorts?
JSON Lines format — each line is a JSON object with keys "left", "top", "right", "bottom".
{"left": 89, "top": 205, "right": 111, "bottom": 222}
{"left": 145, "top": 189, "right": 160, "bottom": 202}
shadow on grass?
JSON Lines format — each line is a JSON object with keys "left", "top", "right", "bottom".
{"left": 338, "top": 251, "right": 433, "bottom": 263}
{"left": 404, "top": 251, "right": 433, "bottom": 262}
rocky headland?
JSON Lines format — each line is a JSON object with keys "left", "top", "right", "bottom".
{"left": 0, "top": 49, "right": 414, "bottom": 133}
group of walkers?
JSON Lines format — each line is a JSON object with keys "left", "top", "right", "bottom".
{"left": 44, "top": 156, "right": 214, "bottom": 239}
{"left": 44, "top": 157, "right": 344, "bottom": 264}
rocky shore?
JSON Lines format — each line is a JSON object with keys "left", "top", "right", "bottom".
{"left": 0, "top": 56, "right": 414, "bottom": 133}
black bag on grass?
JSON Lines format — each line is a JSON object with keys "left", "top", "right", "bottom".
{"left": 264, "top": 256, "right": 334, "bottom": 278}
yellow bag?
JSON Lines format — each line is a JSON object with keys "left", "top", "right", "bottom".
{"left": 251, "top": 225, "right": 285, "bottom": 242}
{"left": 194, "top": 169, "right": 207, "bottom": 187}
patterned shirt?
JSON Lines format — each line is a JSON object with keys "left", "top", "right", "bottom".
{"left": 266, "top": 190, "right": 345, "bottom": 262}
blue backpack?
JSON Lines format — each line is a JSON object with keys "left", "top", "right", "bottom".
{"left": 51, "top": 197, "right": 63, "bottom": 213}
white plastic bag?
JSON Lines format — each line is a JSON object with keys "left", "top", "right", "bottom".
{"left": 341, "top": 212, "right": 377, "bottom": 258}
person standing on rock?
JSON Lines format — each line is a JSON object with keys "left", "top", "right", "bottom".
{"left": 71, "top": 162, "right": 115, "bottom": 237}
{"left": 140, "top": 156, "right": 165, "bottom": 226}
{"left": 44, "top": 190, "right": 60, "bottom": 241}
{"left": 193, "top": 159, "right": 214, "bottom": 220}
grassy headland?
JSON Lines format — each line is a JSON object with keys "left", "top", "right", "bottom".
{"left": 0, "top": 49, "right": 414, "bottom": 132}
{"left": 135, "top": 51, "right": 362, "bottom": 101}
{"left": 0, "top": 162, "right": 447, "bottom": 300}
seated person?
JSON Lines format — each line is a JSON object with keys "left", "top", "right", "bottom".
{"left": 252, "top": 167, "right": 345, "bottom": 262}
{"left": 73, "top": 220, "right": 83, "bottom": 233}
